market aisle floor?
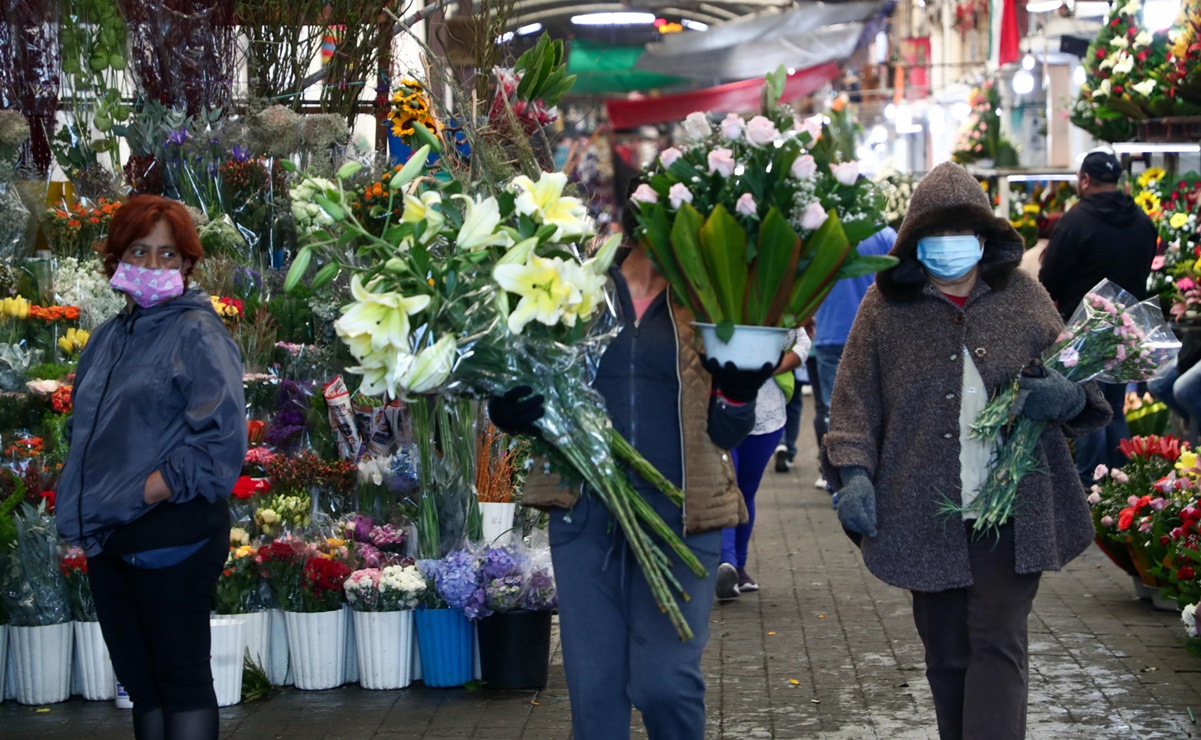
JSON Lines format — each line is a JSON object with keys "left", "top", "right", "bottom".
{"left": 4, "top": 448, "right": 1200, "bottom": 739}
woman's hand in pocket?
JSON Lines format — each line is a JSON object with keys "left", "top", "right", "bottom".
{"left": 143, "top": 470, "right": 172, "bottom": 504}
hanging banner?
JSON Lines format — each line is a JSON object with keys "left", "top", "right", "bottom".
{"left": 605, "top": 63, "right": 841, "bottom": 130}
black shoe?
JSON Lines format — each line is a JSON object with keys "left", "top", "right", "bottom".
{"left": 774, "top": 446, "right": 792, "bottom": 473}
{"left": 716, "top": 563, "right": 740, "bottom": 601}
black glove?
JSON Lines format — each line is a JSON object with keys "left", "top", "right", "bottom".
{"left": 701, "top": 356, "right": 777, "bottom": 404}
{"left": 1010, "top": 361, "right": 1086, "bottom": 423}
{"left": 487, "top": 386, "right": 545, "bottom": 437}
{"left": 836, "top": 466, "right": 878, "bottom": 538}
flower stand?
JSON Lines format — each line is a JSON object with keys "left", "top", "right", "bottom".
{"left": 283, "top": 609, "right": 347, "bottom": 690}
{"left": 73, "top": 621, "right": 116, "bottom": 700}
{"left": 240, "top": 611, "right": 270, "bottom": 675}
{"left": 477, "top": 610, "right": 552, "bottom": 690}
{"left": 353, "top": 610, "right": 415, "bottom": 690}
{"left": 209, "top": 618, "right": 246, "bottom": 707}
{"left": 479, "top": 502, "right": 517, "bottom": 544}
{"left": 10, "top": 622, "right": 73, "bottom": 705}
{"left": 414, "top": 608, "right": 474, "bottom": 688}
{"left": 267, "top": 608, "right": 291, "bottom": 686}
{"left": 342, "top": 604, "right": 359, "bottom": 685}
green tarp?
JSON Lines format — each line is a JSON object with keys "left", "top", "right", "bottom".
{"left": 566, "top": 40, "right": 687, "bottom": 95}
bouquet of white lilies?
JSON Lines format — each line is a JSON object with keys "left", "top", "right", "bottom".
{"left": 285, "top": 145, "right": 710, "bottom": 640}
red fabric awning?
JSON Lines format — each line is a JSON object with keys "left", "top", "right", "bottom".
{"left": 605, "top": 62, "right": 842, "bottom": 129}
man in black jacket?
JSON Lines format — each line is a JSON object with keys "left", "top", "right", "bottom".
{"left": 1040, "top": 150, "right": 1158, "bottom": 482}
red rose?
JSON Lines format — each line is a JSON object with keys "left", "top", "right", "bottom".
{"left": 1179, "top": 566, "right": 1196, "bottom": 581}
{"left": 40, "top": 490, "right": 56, "bottom": 513}
{"left": 1097, "top": 48, "right": 1108, "bottom": 58}
{"left": 1114, "top": 85, "right": 1124, "bottom": 94}
{"left": 1118, "top": 509, "right": 1135, "bottom": 530}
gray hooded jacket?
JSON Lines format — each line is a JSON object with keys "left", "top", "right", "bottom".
{"left": 57, "top": 289, "right": 247, "bottom": 556}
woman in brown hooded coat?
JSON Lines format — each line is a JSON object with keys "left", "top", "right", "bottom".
{"left": 822, "top": 162, "right": 1111, "bottom": 739}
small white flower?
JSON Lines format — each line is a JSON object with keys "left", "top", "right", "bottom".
{"left": 1133, "top": 30, "right": 1154, "bottom": 48}
{"left": 720, "top": 113, "right": 745, "bottom": 140}
{"left": 1132, "top": 79, "right": 1156, "bottom": 97}
{"left": 735, "top": 193, "right": 757, "bottom": 217}
{"left": 668, "top": 183, "right": 693, "bottom": 210}
{"left": 1183, "top": 603, "right": 1197, "bottom": 638}
{"left": 744, "top": 116, "right": 780, "bottom": 147}
{"left": 1110, "top": 35, "right": 1130, "bottom": 50}
{"left": 659, "top": 147, "right": 683, "bottom": 169}
{"left": 1113, "top": 53, "right": 1134, "bottom": 76}
{"left": 682, "top": 112, "right": 712, "bottom": 141}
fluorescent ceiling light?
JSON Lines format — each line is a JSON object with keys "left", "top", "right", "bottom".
{"left": 1025, "top": 0, "right": 1061, "bottom": 11}
{"left": 517, "top": 23, "right": 543, "bottom": 35}
{"left": 496, "top": 31, "right": 514, "bottom": 44}
{"left": 1112, "top": 142, "right": 1201, "bottom": 154}
{"left": 681, "top": 19, "right": 708, "bottom": 31}
{"left": 571, "top": 12, "right": 656, "bottom": 25}
{"left": 1007, "top": 174, "right": 1078, "bottom": 182}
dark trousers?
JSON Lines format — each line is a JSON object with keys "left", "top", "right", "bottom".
{"left": 1074, "top": 381, "right": 1131, "bottom": 486}
{"left": 549, "top": 490, "right": 720, "bottom": 740}
{"left": 910, "top": 523, "right": 1041, "bottom": 740}
{"left": 88, "top": 530, "right": 228, "bottom": 719}
{"left": 806, "top": 356, "right": 829, "bottom": 447}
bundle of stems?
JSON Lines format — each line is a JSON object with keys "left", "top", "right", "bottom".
{"left": 475, "top": 422, "right": 524, "bottom": 504}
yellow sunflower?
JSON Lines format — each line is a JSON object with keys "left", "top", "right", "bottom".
{"left": 386, "top": 78, "right": 441, "bottom": 141}
{"left": 1134, "top": 190, "right": 1161, "bottom": 215}
{"left": 1137, "top": 167, "right": 1166, "bottom": 189}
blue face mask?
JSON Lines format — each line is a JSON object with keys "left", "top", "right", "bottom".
{"left": 916, "top": 235, "right": 984, "bottom": 281}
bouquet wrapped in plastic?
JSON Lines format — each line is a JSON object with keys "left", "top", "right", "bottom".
{"left": 345, "top": 564, "right": 426, "bottom": 612}
{"left": 60, "top": 545, "right": 95, "bottom": 621}
{"left": 0, "top": 503, "right": 71, "bottom": 626}
{"left": 952, "top": 280, "right": 1180, "bottom": 534}
{"left": 215, "top": 544, "right": 264, "bottom": 615}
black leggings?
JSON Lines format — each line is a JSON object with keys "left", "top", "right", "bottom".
{"left": 88, "top": 527, "right": 228, "bottom": 740}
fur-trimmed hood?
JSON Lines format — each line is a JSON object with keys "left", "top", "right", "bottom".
{"left": 878, "top": 161, "right": 1025, "bottom": 302}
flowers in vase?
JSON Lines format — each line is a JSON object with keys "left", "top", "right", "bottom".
{"left": 255, "top": 492, "right": 312, "bottom": 539}
{"left": 257, "top": 537, "right": 306, "bottom": 611}
{"left": 43, "top": 198, "right": 122, "bottom": 260}
{"left": 215, "top": 545, "right": 264, "bottom": 615}
{"left": 300, "top": 557, "right": 352, "bottom": 613}
{"left": 344, "top": 564, "right": 426, "bottom": 611}
{"left": 59, "top": 545, "right": 95, "bottom": 621}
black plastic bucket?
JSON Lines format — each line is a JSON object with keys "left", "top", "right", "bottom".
{"left": 476, "top": 610, "right": 552, "bottom": 690}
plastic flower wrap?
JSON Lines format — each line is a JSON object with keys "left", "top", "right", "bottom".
{"left": 480, "top": 544, "right": 527, "bottom": 614}
{"left": 256, "top": 536, "right": 306, "bottom": 611}
{"left": 215, "top": 545, "right": 264, "bottom": 615}
{"left": 255, "top": 491, "right": 312, "bottom": 538}
{"left": 520, "top": 538, "right": 557, "bottom": 611}
{"left": 0, "top": 503, "right": 71, "bottom": 626}
{"left": 59, "top": 545, "right": 95, "bottom": 621}
{"left": 289, "top": 144, "right": 718, "bottom": 638}
{"left": 950, "top": 280, "right": 1181, "bottom": 535}
{"left": 299, "top": 556, "right": 352, "bottom": 613}
{"left": 345, "top": 564, "right": 426, "bottom": 612}
{"left": 423, "top": 549, "right": 489, "bottom": 620}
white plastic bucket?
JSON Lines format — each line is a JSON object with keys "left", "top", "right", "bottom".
{"left": 283, "top": 610, "right": 347, "bottom": 690}
{"left": 239, "top": 611, "right": 270, "bottom": 675}
{"left": 693, "top": 323, "right": 791, "bottom": 371}
{"left": 10, "top": 623, "right": 73, "bottom": 705}
{"left": 353, "top": 610, "right": 414, "bottom": 690}
{"left": 479, "top": 502, "right": 517, "bottom": 544}
{"left": 73, "top": 621, "right": 116, "bottom": 700}
{"left": 209, "top": 617, "right": 245, "bottom": 707}
{"left": 267, "top": 608, "right": 291, "bottom": 686}
{"left": 343, "top": 604, "right": 358, "bottom": 685}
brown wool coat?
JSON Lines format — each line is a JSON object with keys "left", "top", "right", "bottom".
{"left": 520, "top": 299, "right": 747, "bottom": 535}
{"left": 821, "top": 162, "right": 1112, "bottom": 592}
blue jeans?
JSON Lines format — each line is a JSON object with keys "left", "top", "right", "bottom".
{"left": 1149, "top": 364, "right": 1201, "bottom": 440}
{"left": 549, "top": 490, "right": 720, "bottom": 740}
{"left": 1074, "top": 382, "right": 1131, "bottom": 486}
{"left": 814, "top": 343, "right": 844, "bottom": 411}
{"left": 721, "top": 429, "right": 784, "bottom": 569}
{"left": 780, "top": 387, "right": 804, "bottom": 459}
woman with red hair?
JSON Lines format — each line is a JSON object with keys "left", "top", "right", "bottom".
{"left": 57, "top": 195, "right": 247, "bottom": 740}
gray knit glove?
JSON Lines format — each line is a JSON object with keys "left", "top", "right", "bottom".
{"left": 1010, "top": 366, "right": 1087, "bottom": 423}
{"left": 836, "top": 466, "right": 877, "bottom": 538}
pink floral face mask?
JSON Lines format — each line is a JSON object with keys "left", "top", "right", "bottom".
{"left": 109, "top": 262, "right": 185, "bottom": 309}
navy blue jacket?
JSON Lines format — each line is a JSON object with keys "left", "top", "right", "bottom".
{"left": 57, "top": 289, "right": 247, "bottom": 556}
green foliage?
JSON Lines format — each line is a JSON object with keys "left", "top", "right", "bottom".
{"left": 26, "top": 362, "right": 74, "bottom": 382}
{"left": 514, "top": 33, "right": 576, "bottom": 107}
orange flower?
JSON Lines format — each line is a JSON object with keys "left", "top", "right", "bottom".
{"left": 64, "top": 306, "right": 79, "bottom": 321}
{"left": 67, "top": 219, "right": 81, "bottom": 228}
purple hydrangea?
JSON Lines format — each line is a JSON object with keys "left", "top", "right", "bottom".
{"left": 485, "top": 574, "right": 525, "bottom": 613}
{"left": 434, "top": 550, "right": 489, "bottom": 620}
{"left": 522, "top": 567, "right": 557, "bottom": 611}
{"left": 480, "top": 545, "right": 525, "bottom": 580}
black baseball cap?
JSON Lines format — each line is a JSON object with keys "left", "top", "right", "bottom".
{"left": 1080, "top": 151, "right": 1122, "bottom": 183}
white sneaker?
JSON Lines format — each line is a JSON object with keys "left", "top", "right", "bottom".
{"left": 814, "top": 477, "right": 828, "bottom": 489}
{"left": 716, "top": 563, "right": 741, "bottom": 601}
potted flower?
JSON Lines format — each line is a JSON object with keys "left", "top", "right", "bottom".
{"left": 270, "top": 540, "right": 352, "bottom": 690}
{"left": 215, "top": 542, "right": 269, "bottom": 694}
{"left": 345, "top": 563, "right": 426, "bottom": 689}
{"left": 475, "top": 423, "right": 527, "bottom": 545}
{"left": 629, "top": 68, "right": 894, "bottom": 369}
{"left": 0, "top": 503, "right": 73, "bottom": 705}
{"left": 256, "top": 537, "right": 306, "bottom": 686}
{"left": 475, "top": 544, "right": 557, "bottom": 690}
{"left": 416, "top": 549, "right": 482, "bottom": 688}
{"left": 1088, "top": 435, "right": 1185, "bottom": 597}
{"left": 60, "top": 545, "right": 115, "bottom": 700}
